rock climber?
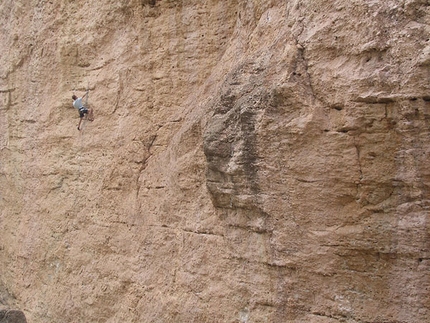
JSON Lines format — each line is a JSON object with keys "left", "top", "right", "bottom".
{"left": 72, "top": 91, "right": 94, "bottom": 131}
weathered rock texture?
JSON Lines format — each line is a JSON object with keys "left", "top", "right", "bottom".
{"left": 0, "top": 0, "right": 429, "bottom": 322}
{"left": 0, "top": 310, "right": 27, "bottom": 323}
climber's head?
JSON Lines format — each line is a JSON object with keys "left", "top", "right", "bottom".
{"left": 72, "top": 95, "right": 77, "bottom": 100}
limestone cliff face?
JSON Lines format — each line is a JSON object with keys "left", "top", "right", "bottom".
{"left": 0, "top": 1, "right": 429, "bottom": 322}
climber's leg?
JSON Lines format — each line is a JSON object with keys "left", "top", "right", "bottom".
{"left": 88, "top": 108, "right": 94, "bottom": 121}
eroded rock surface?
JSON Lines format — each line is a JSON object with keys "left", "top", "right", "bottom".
{"left": 0, "top": 0, "right": 429, "bottom": 322}
{"left": 0, "top": 310, "right": 27, "bottom": 323}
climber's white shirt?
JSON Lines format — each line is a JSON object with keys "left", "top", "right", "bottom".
{"left": 73, "top": 97, "right": 84, "bottom": 110}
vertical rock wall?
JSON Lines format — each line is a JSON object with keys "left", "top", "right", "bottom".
{"left": 0, "top": 0, "right": 429, "bottom": 322}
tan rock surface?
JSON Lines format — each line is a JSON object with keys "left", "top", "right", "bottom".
{"left": 0, "top": 0, "right": 429, "bottom": 322}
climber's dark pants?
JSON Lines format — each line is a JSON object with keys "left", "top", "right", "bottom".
{"left": 79, "top": 107, "right": 89, "bottom": 118}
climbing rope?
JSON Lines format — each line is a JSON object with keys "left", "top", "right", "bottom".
{"left": 85, "top": 82, "right": 89, "bottom": 107}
